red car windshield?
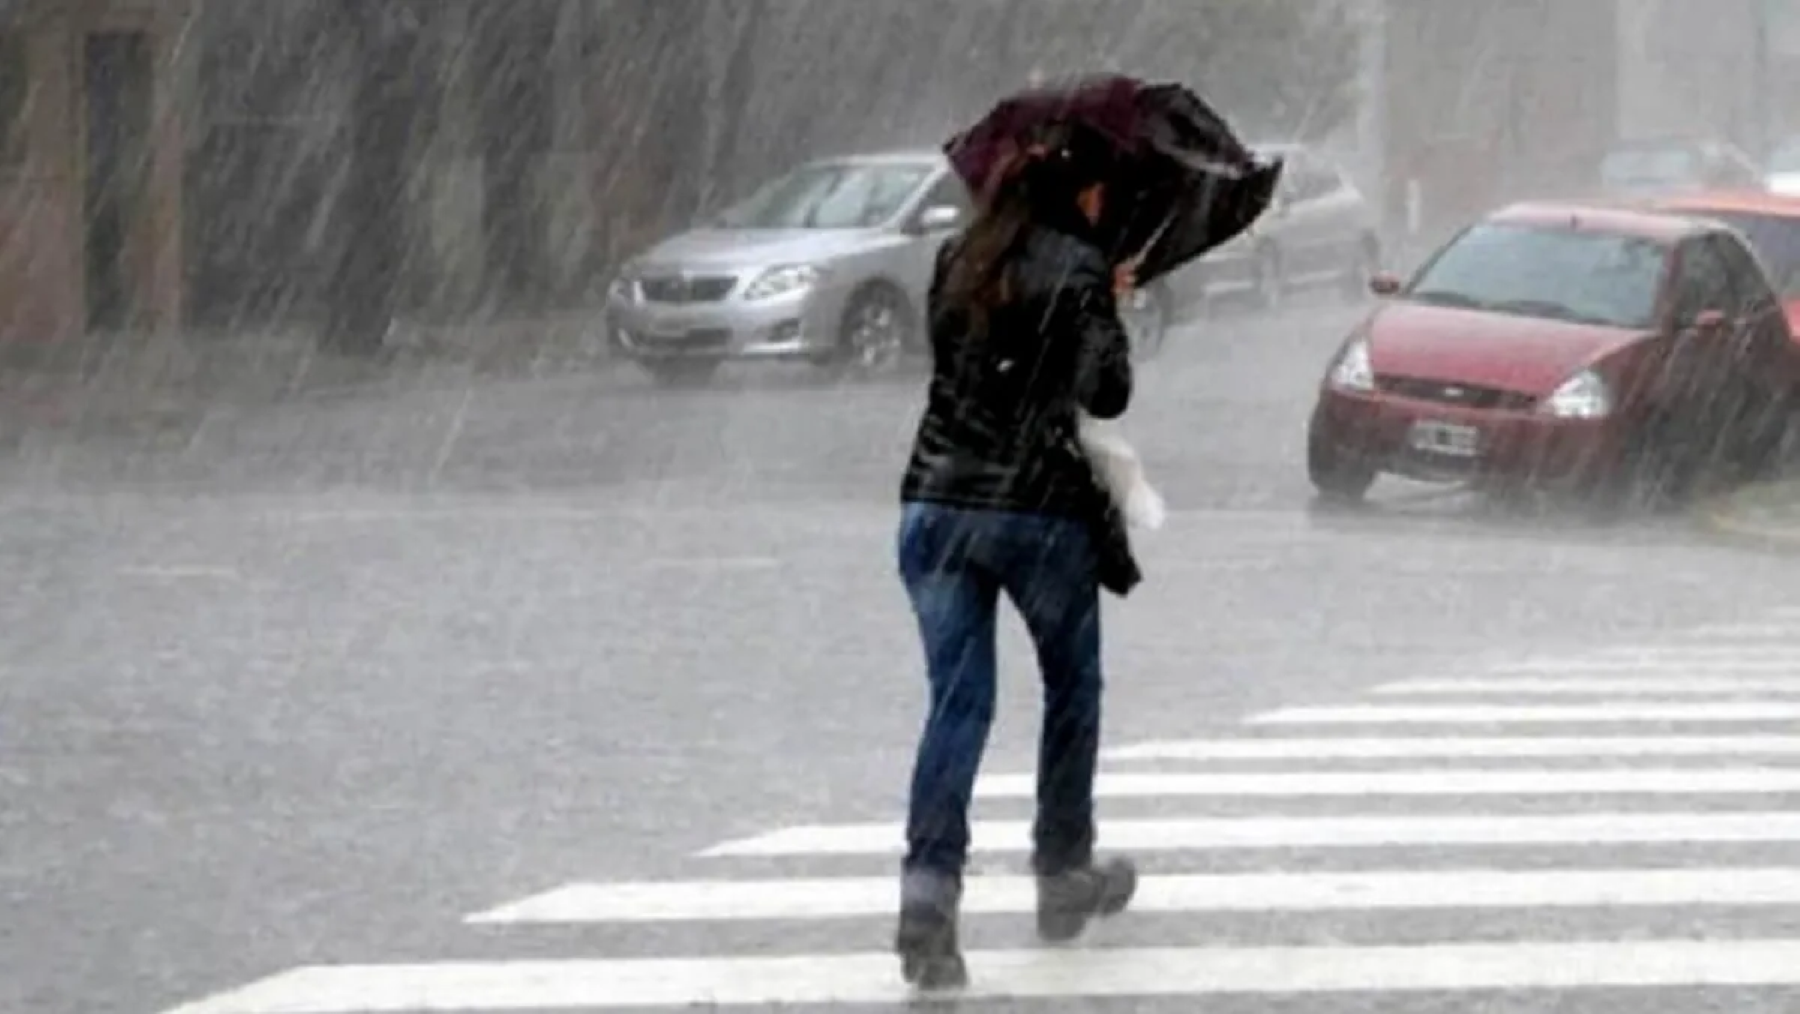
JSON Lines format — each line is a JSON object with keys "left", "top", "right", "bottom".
{"left": 1405, "top": 223, "right": 1667, "bottom": 330}
{"left": 1696, "top": 211, "right": 1800, "bottom": 297}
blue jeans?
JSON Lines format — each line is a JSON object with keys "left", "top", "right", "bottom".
{"left": 897, "top": 500, "right": 1104, "bottom": 879}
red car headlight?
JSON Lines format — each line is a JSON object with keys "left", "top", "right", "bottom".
{"left": 1329, "top": 336, "right": 1375, "bottom": 393}
{"left": 1538, "top": 369, "right": 1613, "bottom": 419}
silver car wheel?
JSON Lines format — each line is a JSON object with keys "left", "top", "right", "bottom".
{"left": 844, "top": 290, "right": 906, "bottom": 372}
{"left": 1255, "top": 246, "right": 1284, "bottom": 310}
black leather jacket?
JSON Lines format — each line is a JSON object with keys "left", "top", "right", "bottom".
{"left": 899, "top": 215, "right": 1135, "bottom": 522}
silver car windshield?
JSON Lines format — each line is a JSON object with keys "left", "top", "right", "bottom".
{"left": 714, "top": 163, "right": 935, "bottom": 230}
{"left": 1405, "top": 223, "right": 1668, "bottom": 330}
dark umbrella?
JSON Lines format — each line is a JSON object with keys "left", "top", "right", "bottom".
{"left": 944, "top": 73, "right": 1285, "bottom": 285}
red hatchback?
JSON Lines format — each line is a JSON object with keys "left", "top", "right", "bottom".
{"left": 1306, "top": 201, "right": 1796, "bottom": 505}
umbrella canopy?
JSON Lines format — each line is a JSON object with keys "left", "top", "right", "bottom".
{"left": 944, "top": 74, "right": 1285, "bottom": 286}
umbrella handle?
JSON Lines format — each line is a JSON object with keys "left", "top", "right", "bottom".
{"left": 1121, "top": 213, "right": 1174, "bottom": 267}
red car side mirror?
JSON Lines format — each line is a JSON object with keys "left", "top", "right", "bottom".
{"left": 1693, "top": 309, "right": 1729, "bottom": 335}
{"left": 1368, "top": 272, "right": 1402, "bottom": 297}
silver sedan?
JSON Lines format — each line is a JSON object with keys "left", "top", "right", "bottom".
{"left": 604, "top": 151, "right": 1170, "bottom": 385}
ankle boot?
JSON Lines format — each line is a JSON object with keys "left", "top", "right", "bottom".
{"left": 1035, "top": 856, "right": 1138, "bottom": 943}
{"left": 895, "top": 868, "right": 968, "bottom": 989}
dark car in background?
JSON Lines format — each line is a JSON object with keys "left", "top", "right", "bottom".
{"left": 1599, "top": 137, "right": 1764, "bottom": 198}
{"left": 1764, "top": 135, "right": 1800, "bottom": 195}
{"left": 1164, "top": 141, "right": 1381, "bottom": 316}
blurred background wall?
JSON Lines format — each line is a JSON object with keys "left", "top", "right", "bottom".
{"left": 0, "top": 0, "right": 1790, "bottom": 350}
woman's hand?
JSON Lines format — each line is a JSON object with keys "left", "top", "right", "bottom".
{"left": 1112, "top": 260, "right": 1138, "bottom": 298}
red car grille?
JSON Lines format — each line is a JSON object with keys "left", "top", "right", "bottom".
{"left": 1376, "top": 375, "right": 1537, "bottom": 411}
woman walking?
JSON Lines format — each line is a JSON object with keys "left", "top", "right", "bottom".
{"left": 894, "top": 121, "right": 1140, "bottom": 990}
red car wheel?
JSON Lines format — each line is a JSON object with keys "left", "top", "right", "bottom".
{"left": 1307, "top": 416, "right": 1377, "bottom": 502}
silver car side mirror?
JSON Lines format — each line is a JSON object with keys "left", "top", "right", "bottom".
{"left": 916, "top": 205, "right": 963, "bottom": 232}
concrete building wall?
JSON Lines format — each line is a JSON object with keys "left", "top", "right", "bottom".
{"left": 183, "top": 1, "right": 353, "bottom": 332}
{"left": 1349, "top": 0, "right": 1386, "bottom": 201}
{"left": 1378, "top": 0, "right": 1618, "bottom": 259}
{"left": 1755, "top": 0, "right": 1800, "bottom": 147}
{"left": 3, "top": 0, "right": 1382, "bottom": 344}
{"left": 1616, "top": 0, "right": 1760, "bottom": 149}
{"left": 1372, "top": 0, "right": 1798, "bottom": 255}
{"left": 0, "top": 10, "right": 80, "bottom": 345}
{"left": 0, "top": 0, "right": 194, "bottom": 345}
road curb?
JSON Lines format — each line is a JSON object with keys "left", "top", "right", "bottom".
{"left": 1699, "top": 478, "right": 1800, "bottom": 551}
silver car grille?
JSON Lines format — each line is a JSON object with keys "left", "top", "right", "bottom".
{"left": 639, "top": 275, "right": 737, "bottom": 304}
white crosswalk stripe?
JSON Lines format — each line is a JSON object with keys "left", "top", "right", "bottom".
{"left": 1108, "top": 734, "right": 1800, "bottom": 761}
{"left": 1496, "top": 658, "right": 1800, "bottom": 672}
{"left": 154, "top": 941, "right": 1800, "bottom": 1009}
{"left": 1249, "top": 701, "right": 1800, "bottom": 724}
{"left": 1376, "top": 676, "right": 1800, "bottom": 695}
{"left": 973, "top": 766, "right": 1800, "bottom": 799}
{"left": 160, "top": 609, "right": 1800, "bottom": 1011}
{"left": 464, "top": 868, "right": 1800, "bottom": 924}
{"left": 703, "top": 811, "right": 1800, "bottom": 857}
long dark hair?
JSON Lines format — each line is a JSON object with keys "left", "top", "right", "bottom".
{"left": 940, "top": 122, "right": 1116, "bottom": 337}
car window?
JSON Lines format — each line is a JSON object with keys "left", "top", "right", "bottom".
{"left": 1310, "top": 164, "right": 1344, "bottom": 199}
{"left": 1770, "top": 138, "right": 1800, "bottom": 174}
{"left": 916, "top": 173, "right": 972, "bottom": 216}
{"left": 1284, "top": 159, "right": 1339, "bottom": 202}
{"left": 1275, "top": 160, "right": 1306, "bottom": 202}
{"left": 713, "top": 161, "right": 936, "bottom": 230}
{"left": 1705, "top": 232, "right": 1777, "bottom": 311}
{"left": 1709, "top": 145, "right": 1764, "bottom": 187}
{"left": 1670, "top": 237, "right": 1735, "bottom": 325}
{"left": 1404, "top": 222, "right": 1668, "bottom": 330}
{"left": 1697, "top": 210, "right": 1800, "bottom": 297}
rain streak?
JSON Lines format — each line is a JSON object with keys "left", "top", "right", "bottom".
{"left": 5, "top": 2, "right": 1800, "bottom": 1013}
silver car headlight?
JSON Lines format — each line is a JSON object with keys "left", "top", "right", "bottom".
{"left": 1329, "top": 336, "right": 1375, "bottom": 392}
{"left": 743, "top": 264, "right": 825, "bottom": 301}
{"left": 1540, "top": 369, "right": 1612, "bottom": 419}
{"left": 608, "top": 260, "right": 642, "bottom": 302}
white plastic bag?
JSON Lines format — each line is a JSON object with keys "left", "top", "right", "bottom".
{"left": 1077, "top": 413, "right": 1166, "bottom": 531}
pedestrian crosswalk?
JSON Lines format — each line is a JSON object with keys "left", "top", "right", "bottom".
{"left": 165, "top": 610, "right": 1800, "bottom": 1011}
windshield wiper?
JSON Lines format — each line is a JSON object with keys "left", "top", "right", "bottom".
{"left": 1489, "top": 298, "right": 1614, "bottom": 326}
{"left": 1408, "top": 289, "right": 1487, "bottom": 310}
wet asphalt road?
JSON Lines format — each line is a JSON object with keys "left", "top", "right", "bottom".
{"left": 7, "top": 293, "right": 1800, "bottom": 1013}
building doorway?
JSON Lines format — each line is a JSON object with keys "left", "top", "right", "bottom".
{"left": 83, "top": 30, "right": 152, "bottom": 333}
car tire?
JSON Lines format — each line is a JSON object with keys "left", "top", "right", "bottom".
{"left": 642, "top": 359, "right": 722, "bottom": 387}
{"left": 1253, "top": 244, "right": 1284, "bottom": 312}
{"left": 1588, "top": 415, "right": 1692, "bottom": 516}
{"left": 1121, "top": 281, "right": 1170, "bottom": 360}
{"left": 829, "top": 282, "right": 914, "bottom": 378}
{"left": 1732, "top": 385, "right": 1795, "bottom": 483}
{"left": 1307, "top": 420, "right": 1377, "bottom": 503}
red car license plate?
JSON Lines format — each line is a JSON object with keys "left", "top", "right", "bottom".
{"left": 1408, "top": 419, "right": 1481, "bottom": 458}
